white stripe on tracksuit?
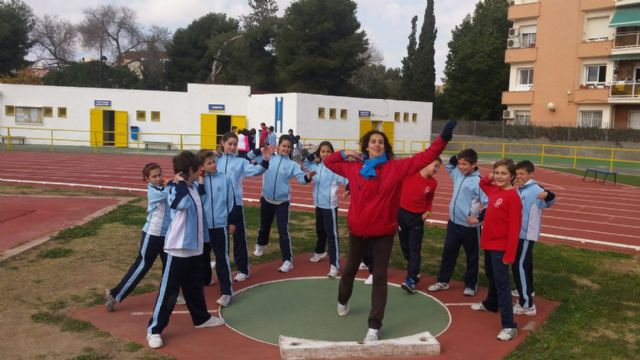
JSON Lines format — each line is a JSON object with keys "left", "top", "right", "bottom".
{"left": 148, "top": 255, "right": 173, "bottom": 334}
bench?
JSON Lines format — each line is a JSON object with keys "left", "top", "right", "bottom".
{"left": 583, "top": 168, "right": 618, "bottom": 185}
{"left": 143, "top": 141, "right": 172, "bottom": 150}
{"left": 1, "top": 135, "right": 26, "bottom": 144}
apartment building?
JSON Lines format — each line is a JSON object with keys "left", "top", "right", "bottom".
{"left": 502, "top": 0, "right": 640, "bottom": 129}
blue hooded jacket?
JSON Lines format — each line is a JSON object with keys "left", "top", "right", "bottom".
{"left": 216, "top": 153, "right": 267, "bottom": 205}
{"left": 304, "top": 158, "right": 348, "bottom": 209}
{"left": 142, "top": 183, "right": 171, "bottom": 236}
{"left": 262, "top": 154, "right": 309, "bottom": 202}
{"left": 518, "top": 179, "right": 556, "bottom": 241}
{"left": 199, "top": 171, "right": 234, "bottom": 230}
{"left": 446, "top": 159, "right": 488, "bottom": 227}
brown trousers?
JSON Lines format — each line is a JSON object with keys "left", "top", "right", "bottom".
{"left": 338, "top": 233, "right": 394, "bottom": 330}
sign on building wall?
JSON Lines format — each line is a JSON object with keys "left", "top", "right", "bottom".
{"left": 358, "top": 110, "right": 371, "bottom": 117}
{"left": 94, "top": 100, "right": 112, "bottom": 107}
{"left": 208, "top": 104, "right": 225, "bottom": 112}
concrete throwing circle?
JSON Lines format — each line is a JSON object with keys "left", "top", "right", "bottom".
{"left": 220, "top": 277, "right": 451, "bottom": 345}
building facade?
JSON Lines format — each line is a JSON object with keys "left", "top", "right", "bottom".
{"left": 502, "top": 0, "right": 640, "bottom": 130}
{"left": 0, "top": 83, "right": 431, "bottom": 152}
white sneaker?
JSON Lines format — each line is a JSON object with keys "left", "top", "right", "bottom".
{"left": 253, "top": 244, "right": 267, "bottom": 256}
{"left": 358, "top": 262, "right": 368, "bottom": 270}
{"left": 497, "top": 328, "right": 518, "bottom": 341}
{"left": 512, "top": 289, "right": 536, "bottom": 297}
{"left": 278, "top": 260, "right": 294, "bottom": 273}
{"left": 234, "top": 272, "right": 249, "bottom": 282}
{"left": 309, "top": 252, "right": 327, "bottom": 262}
{"left": 463, "top": 287, "right": 477, "bottom": 296}
{"left": 146, "top": 334, "right": 163, "bottom": 349}
{"left": 337, "top": 302, "right": 350, "bottom": 316}
{"left": 364, "top": 274, "right": 373, "bottom": 285}
{"left": 105, "top": 289, "right": 116, "bottom": 312}
{"left": 363, "top": 328, "right": 379, "bottom": 343}
{"left": 427, "top": 282, "right": 450, "bottom": 292}
{"left": 327, "top": 265, "right": 339, "bottom": 278}
{"left": 217, "top": 295, "right": 232, "bottom": 307}
{"left": 194, "top": 316, "right": 225, "bottom": 328}
{"left": 471, "top": 302, "right": 488, "bottom": 312}
{"left": 513, "top": 303, "right": 537, "bottom": 316}
{"left": 176, "top": 294, "right": 186, "bottom": 305}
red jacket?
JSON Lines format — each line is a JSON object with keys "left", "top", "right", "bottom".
{"left": 325, "top": 136, "right": 447, "bottom": 237}
{"left": 479, "top": 176, "right": 522, "bottom": 264}
{"left": 399, "top": 172, "right": 437, "bottom": 214}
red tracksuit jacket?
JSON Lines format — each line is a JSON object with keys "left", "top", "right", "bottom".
{"left": 479, "top": 176, "right": 522, "bottom": 264}
{"left": 324, "top": 136, "right": 447, "bottom": 237}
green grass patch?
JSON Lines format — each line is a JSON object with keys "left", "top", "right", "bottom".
{"left": 543, "top": 166, "right": 640, "bottom": 187}
{"left": 70, "top": 347, "right": 111, "bottom": 360}
{"left": 31, "top": 312, "right": 96, "bottom": 332}
{"left": 124, "top": 342, "right": 143, "bottom": 352}
{"left": 37, "top": 247, "right": 74, "bottom": 259}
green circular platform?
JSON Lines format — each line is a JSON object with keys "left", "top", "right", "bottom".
{"left": 221, "top": 277, "right": 451, "bottom": 344}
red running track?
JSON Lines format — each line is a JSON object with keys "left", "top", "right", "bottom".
{"left": 1, "top": 151, "right": 639, "bottom": 253}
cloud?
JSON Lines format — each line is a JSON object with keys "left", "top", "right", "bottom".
{"left": 27, "top": 0, "right": 480, "bottom": 83}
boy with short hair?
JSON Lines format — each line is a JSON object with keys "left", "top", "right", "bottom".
{"left": 512, "top": 160, "right": 556, "bottom": 316}
{"left": 428, "top": 149, "right": 487, "bottom": 296}
{"left": 146, "top": 151, "right": 224, "bottom": 349}
{"left": 399, "top": 158, "right": 442, "bottom": 293}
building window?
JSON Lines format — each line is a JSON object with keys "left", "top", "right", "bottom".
{"left": 584, "top": 64, "right": 606, "bottom": 85}
{"left": 394, "top": 112, "right": 400, "bottom": 122}
{"left": 136, "top": 110, "right": 146, "bottom": 121}
{"left": 58, "top": 107, "right": 67, "bottom": 118}
{"left": 521, "top": 32, "right": 536, "bottom": 47}
{"left": 412, "top": 113, "right": 418, "bottom": 123}
{"left": 340, "top": 109, "right": 347, "bottom": 119}
{"left": 318, "top": 107, "right": 325, "bottom": 119}
{"left": 43, "top": 107, "right": 53, "bottom": 117}
{"left": 5, "top": 105, "right": 15, "bottom": 116}
{"left": 151, "top": 111, "right": 160, "bottom": 122}
{"left": 514, "top": 111, "right": 530, "bottom": 125}
{"left": 579, "top": 110, "right": 603, "bottom": 128}
{"left": 518, "top": 68, "right": 534, "bottom": 86}
{"left": 329, "top": 108, "right": 336, "bottom": 119}
{"left": 403, "top": 112, "right": 409, "bottom": 122}
{"left": 15, "top": 107, "right": 44, "bottom": 125}
{"left": 585, "top": 16, "right": 610, "bottom": 42}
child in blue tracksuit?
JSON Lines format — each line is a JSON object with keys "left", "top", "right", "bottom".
{"left": 198, "top": 150, "right": 236, "bottom": 307}
{"left": 429, "top": 149, "right": 488, "bottom": 296}
{"left": 217, "top": 132, "right": 270, "bottom": 282}
{"left": 253, "top": 135, "right": 314, "bottom": 273}
{"left": 304, "top": 141, "right": 349, "bottom": 278}
{"left": 512, "top": 160, "right": 556, "bottom": 316}
{"left": 105, "top": 163, "right": 171, "bottom": 311}
{"left": 146, "top": 151, "right": 224, "bottom": 349}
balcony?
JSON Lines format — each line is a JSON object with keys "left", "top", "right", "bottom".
{"left": 577, "top": 40, "right": 614, "bottom": 58}
{"left": 573, "top": 86, "right": 610, "bottom": 104}
{"left": 615, "top": 0, "right": 640, "bottom": 7}
{"left": 505, "top": 46, "right": 537, "bottom": 63}
{"left": 508, "top": 2, "right": 540, "bottom": 20}
{"left": 502, "top": 91, "right": 534, "bottom": 105}
{"left": 580, "top": 0, "right": 615, "bottom": 11}
{"left": 609, "top": 82, "right": 640, "bottom": 102}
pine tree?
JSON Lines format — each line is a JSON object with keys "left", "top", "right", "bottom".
{"left": 442, "top": 0, "right": 509, "bottom": 120}
{"left": 401, "top": 15, "right": 418, "bottom": 100}
{"left": 413, "top": 0, "right": 437, "bottom": 102}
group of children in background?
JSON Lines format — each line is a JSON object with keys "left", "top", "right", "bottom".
{"left": 104, "top": 126, "right": 556, "bottom": 348}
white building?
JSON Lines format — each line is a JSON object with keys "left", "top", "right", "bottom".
{"left": 0, "top": 83, "right": 432, "bottom": 153}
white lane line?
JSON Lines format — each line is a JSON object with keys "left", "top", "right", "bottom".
{"left": 131, "top": 310, "right": 219, "bottom": 316}
{"left": 2, "top": 178, "right": 637, "bottom": 251}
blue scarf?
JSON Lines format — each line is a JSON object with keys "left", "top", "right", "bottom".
{"left": 360, "top": 154, "right": 388, "bottom": 179}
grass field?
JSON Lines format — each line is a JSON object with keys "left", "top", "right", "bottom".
{"left": 0, "top": 185, "right": 638, "bottom": 359}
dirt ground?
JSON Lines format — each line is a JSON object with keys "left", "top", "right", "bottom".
{"left": 0, "top": 185, "right": 171, "bottom": 360}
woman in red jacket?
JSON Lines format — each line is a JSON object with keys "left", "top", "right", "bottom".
{"left": 324, "top": 120, "right": 456, "bottom": 343}
{"left": 471, "top": 159, "right": 522, "bottom": 341}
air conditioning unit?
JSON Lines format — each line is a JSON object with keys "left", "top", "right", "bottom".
{"left": 507, "top": 38, "right": 521, "bottom": 48}
{"left": 503, "top": 110, "right": 514, "bottom": 119}
{"left": 508, "top": 28, "right": 519, "bottom": 38}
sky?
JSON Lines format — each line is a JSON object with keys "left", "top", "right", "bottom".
{"left": 26, "top": 0, "right": 480, "bottom": 84}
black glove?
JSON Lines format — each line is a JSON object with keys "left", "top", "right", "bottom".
{"left": 441, "top": 119, "right": 457, "bottom": 142}
{"left": 449, "top": 155, "right": 458, "bottom": 166}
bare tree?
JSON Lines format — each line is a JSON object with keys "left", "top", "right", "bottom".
{"left": 77, "top": 4, "right": 144, "bottom": 62}
{"left": 31, "top": 15, "right": 77, "bottom": 68}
